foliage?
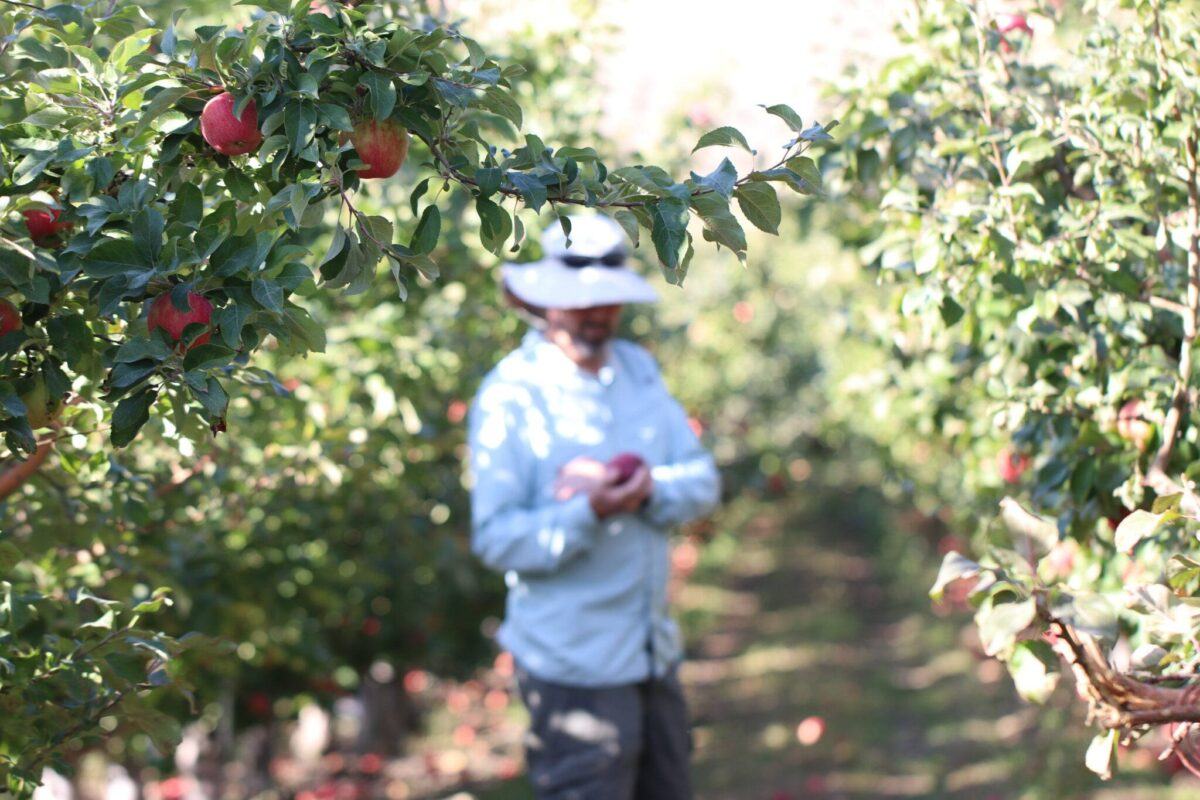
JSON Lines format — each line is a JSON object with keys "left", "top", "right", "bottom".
{"left": 827, "top": 0, "right": 1200, "bottom": 779}
{"left": 0, "top": 0, "right": 832, "bottom": 793}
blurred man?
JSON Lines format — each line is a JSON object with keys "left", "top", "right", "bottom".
{"left": 468, "top": 215, "right": 720, "bottom": 799}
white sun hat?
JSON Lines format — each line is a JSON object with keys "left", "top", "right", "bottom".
{"left": 501, "top": 214, "right": 658, "bottom": 310}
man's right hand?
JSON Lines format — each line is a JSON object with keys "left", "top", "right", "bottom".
{"left": 588, "top": 465, "right": 653, "bottom": 519}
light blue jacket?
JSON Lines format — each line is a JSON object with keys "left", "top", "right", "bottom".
{"left": 468, "top": 331, "right": 721, "bottom": 687}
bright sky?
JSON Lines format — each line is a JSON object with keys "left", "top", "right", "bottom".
{"left": 450, "top": 0, "right": 903, "bottom": 166}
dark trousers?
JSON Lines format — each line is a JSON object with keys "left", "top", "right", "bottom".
{"left": 515, "top": 664, "right": 693, "bottom": 800}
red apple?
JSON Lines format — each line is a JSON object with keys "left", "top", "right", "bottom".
{"left": 1117, "top": 400, "right": 1153, "bottom": 451}
{"left": 996, "top": 13, "right": 1033, "bottom": 35}
{"left": 996, "top": 446, "right": 1030, "bottom": 484}
{"left": 201, "top": 92, "right": 263, "bottom": 156}
{"left": 350, "top": 119, "right": 409, "bottom": 179}
{"left": 23, "top": 208, "right": 72, "bottom": 245}
{"left": 0, "top": 299, "right": 20, "bottom": 336}
{"left": 246, "top": 692, "right": 272, "bottom": 718}
{"left": 148, "top": 291, "right": 213, "bottom": 350}
{"left": 608, "top": 452, "right": 646, "bottom": 485}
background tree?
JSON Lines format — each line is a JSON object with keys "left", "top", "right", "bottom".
{"left": 826, "top": 0, "right": 1200, "bottom": 779}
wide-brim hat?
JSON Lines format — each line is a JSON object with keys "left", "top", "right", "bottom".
{"left": 501, "top": 260, "right": 659, "bottom": 310}
{"left": 501, "top": 214, "right": 658, "bottom": 310}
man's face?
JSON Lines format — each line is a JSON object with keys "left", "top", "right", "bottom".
{"left": 546, "top": 304, "right": 623, "bottom": 355}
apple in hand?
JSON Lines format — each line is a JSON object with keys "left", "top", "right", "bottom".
{"left": 608, "top": 452, "right": 646, "bottom": 485}
{"left": 201, "top": 92, "right": 263, "bottom": 156}
{"left": 148, "top": 291, "right": 214, "bottom": 350}
{"left": 350, "top": 119, "right": 409, "bottom": 179}
{"left": 0, "top": 299, "right": 20, "bottom": 336}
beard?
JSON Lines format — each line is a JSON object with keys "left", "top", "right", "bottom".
{"left": 569, "top": 332, "right": 609, "bottom": 359}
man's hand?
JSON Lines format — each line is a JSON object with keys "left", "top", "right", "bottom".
{"left": 553, "top": 456, "right": 610, "bottom": 500}
{"left": 588, "top": 465, "right": 653, "bottom": 520}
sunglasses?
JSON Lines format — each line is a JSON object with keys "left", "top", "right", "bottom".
{"left": 559, "top": 251, "right": 626, "bottom": 268}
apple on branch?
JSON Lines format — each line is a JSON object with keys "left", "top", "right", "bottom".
{"left": 148, "top": 291, "right": 214, "bottom": 351}
{"left": 996, "top": 446, "right": 1030, "bottom": 485}
{"left": 201, "top": 92, "right": 263, "bottom": 156}
{"left": 23, "top": 208, "right": 72, "bottom": 246}
{"left": 0, "top": 299, "right": 21, "bottom": 336}
{"left": 996, "top": 12, "right": 1033, "bottom": 54}
{"left": 350, "top": 119, "right": 410, "bottom": 179}
{"left": 1116, "top": 399, "right": 1154, "bottom": 451}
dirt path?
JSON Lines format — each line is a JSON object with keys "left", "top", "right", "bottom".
{"left": 677, "top": 486, "right": 1193, "bottom": 800}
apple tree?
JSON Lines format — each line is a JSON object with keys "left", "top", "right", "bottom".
{"left": 827, "top": 0, "right": 1200, "bottom": 779}
{"left": 0, "top": 0, "right": 833, "bottom": 792}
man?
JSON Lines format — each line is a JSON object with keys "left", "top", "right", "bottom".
{"left": 468, "top": 214, "right": 721, "bottom": 799}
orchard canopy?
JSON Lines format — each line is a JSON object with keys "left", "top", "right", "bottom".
{"left": 0, "top": 0, "right": 829, "bottom": 455}
{"left": 0, "top": 0, "right": 832, "bottom": 793}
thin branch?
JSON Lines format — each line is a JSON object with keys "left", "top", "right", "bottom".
{"left": 1147, "top": 130, "right": 1200, "bottom": 500}
{"left": 0, "top": 433, "right": 54, "bottom": 501}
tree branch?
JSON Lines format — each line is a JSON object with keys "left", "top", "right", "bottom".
{"left": 1147, "top": 131, "right": 1200, "bottom": 501}
{"left": 0, "top": 434, "right": 55, "bottom": 501}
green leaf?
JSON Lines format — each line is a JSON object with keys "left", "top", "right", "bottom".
{"left": 650, "top": 198, "right": 689, "bottom": 270}
{"left": 479, "top": 86, "right": 522, "bottom": 128}
{"left": 409, "top": 178, "right": 430, "bottom": 216}
{"left": 475, "top": 168, "right": 502, "bottom": 199}
{"left": 690, "top": 158, "right": 737, "bottom": 200}
{"left": 360, "top": 72, "right": 396, "bottom": 120}
{"left": 1085, "top": 731, "right": 1117, "bottom": 780}
{"left": 692, "top": 126, "right": 755, "bottom": 155}
{"left": 761, "top": 103, "right": 804, "bottom": 131}
{"left": 409, "top": 205, "right": 440, "bottom": 256}
{"left": 115, "top": 338, "right": 171, "bottom": 364}
{"left": 691, "top": 194, "right": 746, "bottom": 258}
{"left": 82, "top": 239, "right": 146, "bottom": 278}
{"left": 976, "top": 598, "right": 1036, "bottom": 656}
{"left": 1115, "top": 509, "right": 1172, "bottom": 553}
{"left": 251, "top": 279, "right": 284, "bottom": 312}
{"left": 734, "top": 183, "right": 781, "bottom": 235}
{"left": 132, "top": 208, "right": 164, "bottom": 266}
{"left": 476, "top": 198, "right": 511, "bottom": 256}
{"left": 214, "top": 303, "right": 250, "bottom": 349}
{"left": 611, "top": 166, "right": 672, "bottom": 197}
{"left": 134, "top": 86, "right": 188, "bottom": 138}
{"left": 929, "top": 551, "right": 980, "bottom": 601}
{"left": 508, "top": 172, "right": 548, "bottom": 213}
{"left": 183, "top": 344, "right": 234, "bottom": 372}
{"left": 111, "top": 389, "right": 156, "bottom": 448}
{"left": 1007, "top": 640, "right": 1059, "bottom": 704}
{"left": 172, "top": 184, "right": 204, "bottom": 228}
{"left": 613, "top": 209, "right": 640, "bottom": 249}
{"left": 748, "top": 167, "right": 814, "bottom": 195}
